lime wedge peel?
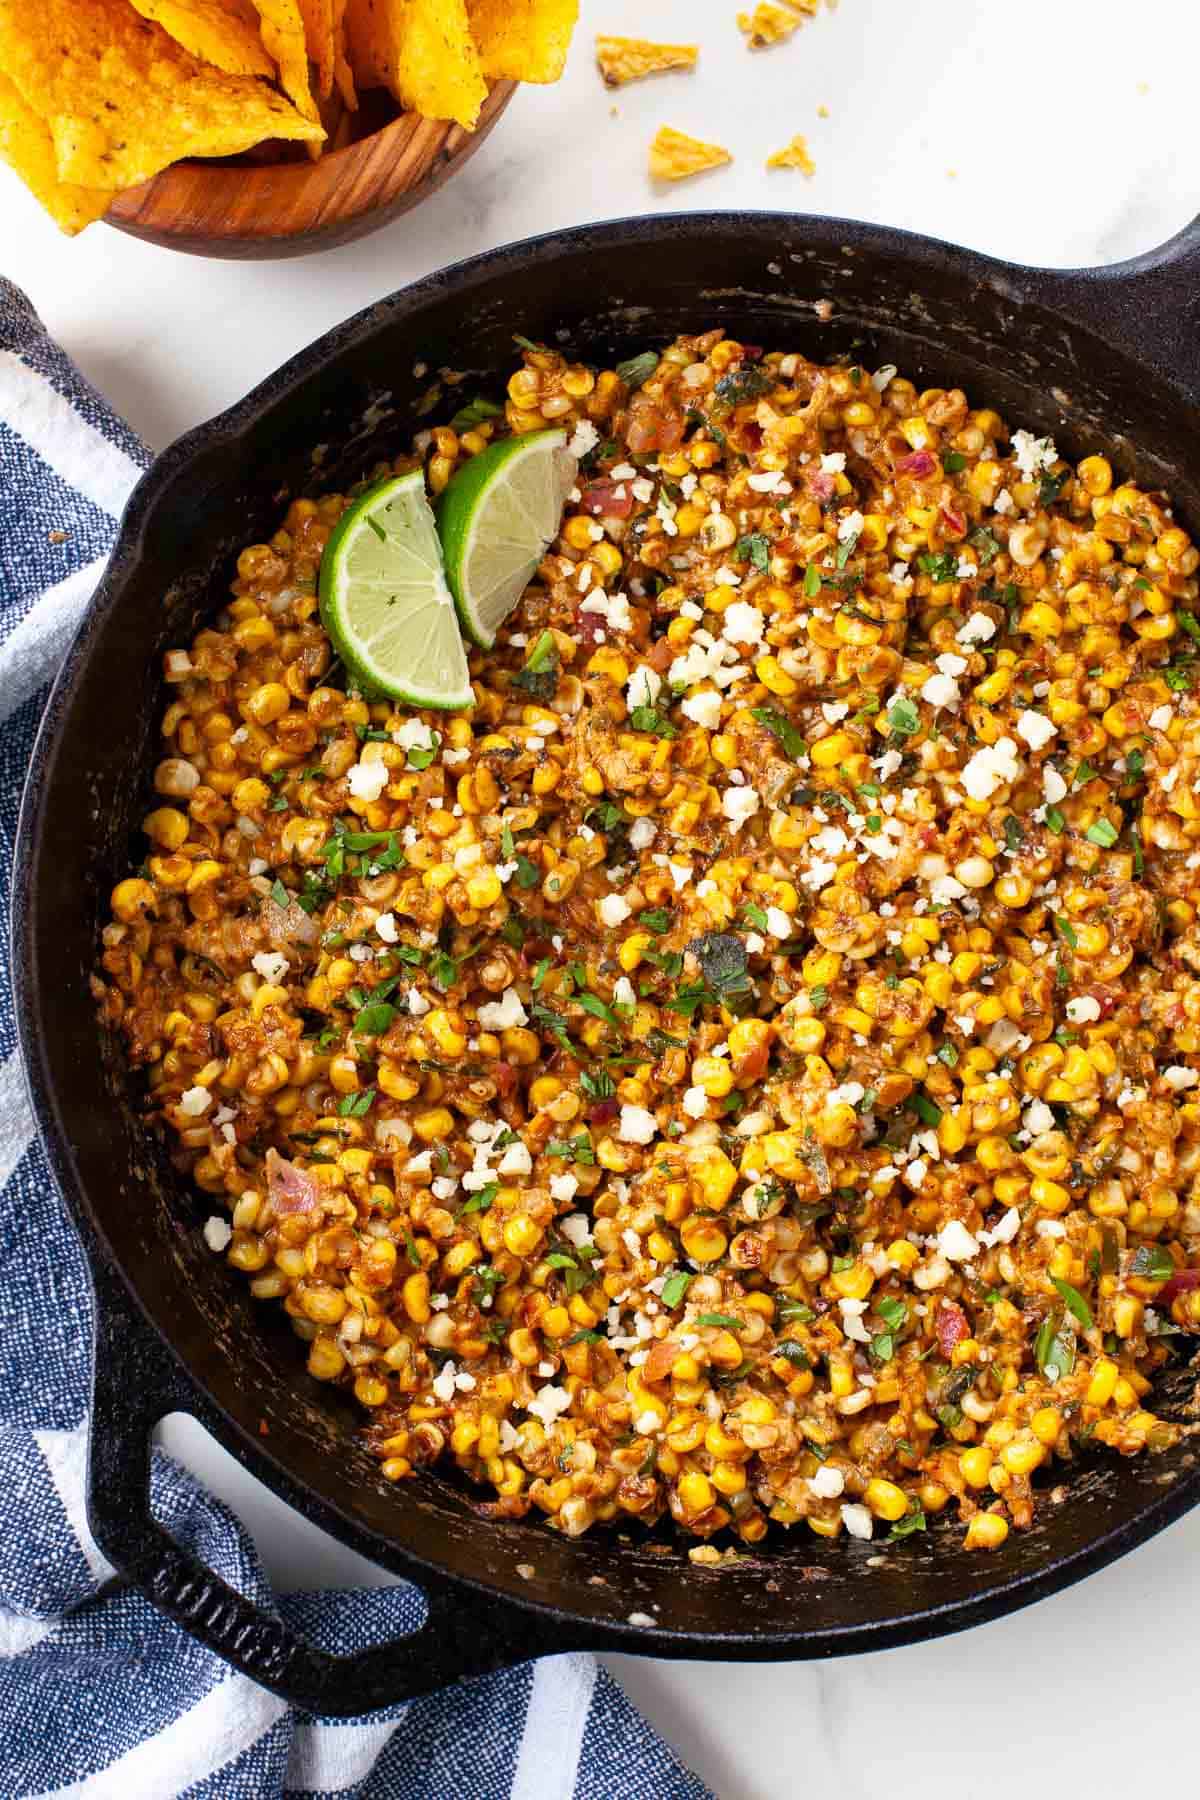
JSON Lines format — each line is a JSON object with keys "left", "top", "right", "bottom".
{"left": 437, "top": 428, "right": 579, "bottom": 648}
{"left": 319, "top": 470, "right": 474, "bottom": 711}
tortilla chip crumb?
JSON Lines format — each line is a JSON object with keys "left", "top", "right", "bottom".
{"left": 766, "top": 133, "right": 815, "bottom": 175}
{"left": 737, "top": 1, "right": 817, "bottom": 48}
{"left": 596, "top": 35, "right": 698, "bottom": 87}
{"left": 648, "top": 125, "right": 731, "bottom": 182}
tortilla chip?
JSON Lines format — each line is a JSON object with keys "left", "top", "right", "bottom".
{"left": 766, "top": 133, "right": 815, "bottom": 174}
{"left": 0, "top": 0, "right": 323, "bottom": 191}
{"left": 345, "top": 0, "right": 485, "bottom": 128}
{"left": 468, "top": 0, "right": 578, "bottom": 84}
{"left": 330, "top": 0, "right": 357, "bottom": 107}
{"left": 296, "top": 0, "right": 335, "bottom": 97}
{"left": 0, "top": 71, "right": 114, "bottom": 234}
{"left": 737, "top": 2, "right": 817, "bottom": 49}
{"left": 648, "top": 126, "right": 731, "bottom": 183}
{"left": 594, "top": 36, "right": 697, "bottom": 88}
{"left": 250, "top": 0, "right": 321, "bottom": 129}
{"left": 128, "top": 0, "right": 274, "bottom": 78}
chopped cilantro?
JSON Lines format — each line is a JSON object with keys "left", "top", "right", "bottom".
{"left": 886, "top": 695, "right": 920, "bottom": 738}
{"left": 337, "top": 1087, "right": 376, "bottom": 1117}
{"left": 1052, "top": 1278, "right": 1093, "bottom": 1329}
{"left": 629, "top": 705, "right": 677, "bottom": 738}
{"left": 512, "top": 630, "right": 560, "bottom": 700}
{"left": 736, "top": 532, "right": 771, "bottom": 572}
{"left": 751, "top": 707, "right": 807, "bottom": 758}
{"left": 917, "top": 550, "right": 958, "bottom": 583}
{"left": 406, "top": 735, "right": 441, "bottom": 771}
{"left": 1034, "top": 1310, "right": 1076, "bottom": 1382}
{"left": 687, "top": 931, "right": 752, "bottom": 1000}
{"left": 913, "top": 1091, "right": 942, "bottom": 1127}
{"left": 546, "top": 1133, "right": 596, "bottom": 1166}
{"left": 353, "top": 1002, "right": 395, "bottom": 1036}
{"left": 639, "top": 908, "right": 671, "bottom": 935}
{"left": 616, "top": 350, "right": 659, "bottom": 391}
{"left": 890, "top": 1502, "right": 927, "bottom": 1541}
{"left": 661, "top": 1270, "right": 693, "bottom": 1308}
{"left": 514, "top": 855, "right": 541, "bottom": 889}
{"left": 449, "top": 394, "right": 503, "bottom": 432}
{"left": 1131, "top": 1245, "right": 1174, "bottom": 1282}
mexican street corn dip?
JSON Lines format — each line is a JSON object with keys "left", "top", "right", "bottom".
{"left": 98, "top": 331, "right": 1200, "bottom": 1554}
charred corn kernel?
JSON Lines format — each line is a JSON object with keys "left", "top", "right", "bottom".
{"left": 679, "top": 1217, "right": 727, "bottom": 1262}
{"left": 412, "top": 1107, "right": 454, "bottom": 1142}
{"left": 755, "top": 655, "right": 798, "bottom": 697}
{"left": 402, "top": 1272, "right": 431, "bottom": 1323}
{"left": 711, "top": 1461, "right": 748, "bottom": 1496}
{"left": 503, "top": 1215, "right": 542, "bottom": 1258}
{"left": 1000, "top": 1437, "right": 1045, "bottom": 1477}
{"left": 379, "top": 1062, "right": 420, "bottom": 1102}
{"left": 587, "top": 647, "right": 629, "bottom": 684}
{"left": 1031, "top": 1407, "right": 1062, "bottom": 1447}
{"left": 829, "top": 1261, "right": 873, "bottom": 1301}
{"left": 692, "top": 1054, "right": 735, "bottom": 1098}
{"left": 809, "top": 731, "right": 853, "bottom": 769}
{"left": 111, "top": 878, "right": 156, "bottom": 922}
{"left": 887, "top": 1239, "right": 919, "bottom": 1271}
{"left": 426, "top": 1009, "right": 467, "bottom": 1057}
{"left": 1086, "top": 1358, "right": 1119, "bottom": 1406}
{"left": 327, "top": 1055, "right": 359, "bottom": 1095}
{"left": 864, "top": 1479, "right": 908, "bottom": 1522}
{"left": 1113, "top": 1296, "right": 1143, "bottom": 1338}
{"left": 1030, "top": 1176, "right": 1070, "bottom": 1214}
{"left": 619, "top": 931, "right": 652, "bottom": 972}
{"left": 678, "top": 1471, "right": 716, "bottom": 1514}
{"left": 959, "top": 1446, "right": 993, "bottom": 1488}
{"left": 1078, "top": 455, "right": 1112, "bottom": 496}
{"left": 144, "top": 807, "right": 189, "bottom": 850}
{"left": 964, "top": 1512, "right": 1009, "bottom": 1550}
{"left": 244, "top": 682, "right": 290, "bottom": 725}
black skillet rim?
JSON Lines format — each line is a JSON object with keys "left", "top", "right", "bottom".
{"left": 14, "top": 208, "right": 1200, "bottom": 1665}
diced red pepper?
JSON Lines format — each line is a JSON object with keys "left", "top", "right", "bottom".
{"left": 895, "top": 450, "right": 936, "bottom": 477}
{"left": 1158, "top": 1269, "right": 1200, "bottom": 1305}
{"left": 936, "top": 1300, "right": 970, "bottom": 1358}
{"left": 580, "top": 480, "right": 633, "bottom": 518}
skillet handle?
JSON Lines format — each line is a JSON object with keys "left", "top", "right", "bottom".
{"left": 1029, "top": 213, "right": 1200, "bottom": 398}
{"left": 85, "top": 1253, "right": 569, "bottom": 1715}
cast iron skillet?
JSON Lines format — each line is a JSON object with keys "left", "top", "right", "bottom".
{"left": 13, "top": 211, "right": 1200, "bottom": 1716}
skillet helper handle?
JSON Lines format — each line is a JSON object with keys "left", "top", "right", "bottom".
{"left": 85, "top": 1254, "right": 561, "bottom": 1713}
{"left": 1030, "top": 213, "right": 1200, "bottom": 398}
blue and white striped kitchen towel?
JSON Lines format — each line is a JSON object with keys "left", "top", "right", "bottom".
{"left": 0, "top": 276, "right": 710, "bottom": 1800}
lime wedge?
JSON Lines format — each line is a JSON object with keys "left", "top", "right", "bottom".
{"left": 319, "top": 470, "right": 473, "bottom": 710}
{"left": 437, "top": 427, "right": 578, "bottom": 648}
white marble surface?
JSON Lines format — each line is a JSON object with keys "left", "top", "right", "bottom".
{"left": 7, "top": 0, "right": 1199, "bottom": 1792}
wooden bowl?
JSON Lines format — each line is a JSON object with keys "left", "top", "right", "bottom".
{"left": 105, "top": 80, "right": 517, "bottom": 260}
